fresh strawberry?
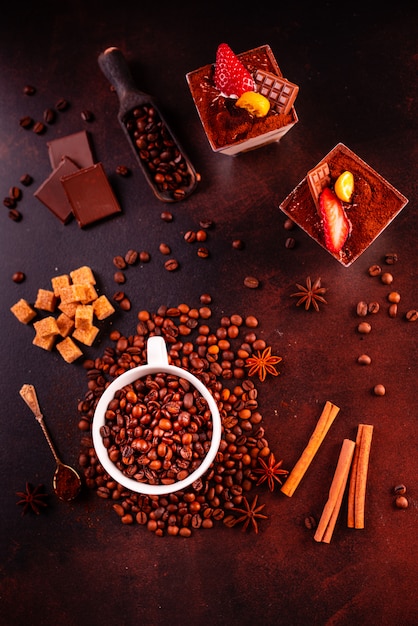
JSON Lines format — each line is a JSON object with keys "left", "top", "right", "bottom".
{"left": 214, "top": 43, "right": 255, "bottom": 98}
{"left": 318, "top": 187, "right": 350, "bottom": 253}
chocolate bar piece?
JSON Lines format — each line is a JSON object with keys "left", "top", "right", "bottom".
{"left": 254, "top": 69, "right": 299, "bottom": 115}
{"left": 307, "top": 162, "right": 331, "bottom": 209}
{"left": 47, "top": 130, "right": 95, "bottom": 170}
{"left": 61, "top": 163, "right": 122, "bottom": 228}
{"left": 34, "top": 156, "right": 79, "bottom": 223}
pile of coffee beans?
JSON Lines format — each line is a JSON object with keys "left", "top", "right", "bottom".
{"left": 77, "top": 296, "right": 277, "bottom": 536}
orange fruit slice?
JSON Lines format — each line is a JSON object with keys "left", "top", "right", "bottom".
{"left": 235, "top": 91, "right": 270, "bottom": 117}
{"left": 335, "top": 171, "right": 354, "bottom": 202}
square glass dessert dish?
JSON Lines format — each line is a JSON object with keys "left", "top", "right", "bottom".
{"left": 186, "top": 44, "right": 299, "bottom": 156}
{"left": 279, "top": 143, "right": 408, "bottom": 266}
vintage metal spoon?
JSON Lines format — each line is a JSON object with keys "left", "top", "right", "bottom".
{"left": 19, "top": 384, "right": 81, "bottom": 501}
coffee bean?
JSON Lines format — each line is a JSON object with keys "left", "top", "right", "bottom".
{"left": 164, "top": 258, "right": 179, "bottom": 271}
{"left": 381, "top": 272, "right": 393, "bottom": 285}
{"left": 159, "top": 243, "right": 171, "bottom": 255}
{"left": 232, "top": 239, "right": 245, "bottom": 250}
{"left": 33, "top": 121, "right": 46, "bottom": 134}
{"left": 283, "top": 218, "right": 295, "bottom": 230}
{"left": 12, "top": 271, "right": 25, "bottom": 283}
{"left": 388, "top": 291, "right": 400, "bottom": 303}
{"left": 9, "top": 186, "right": 22, "bottom": 201}
{"left": 357, "top": 354, "right": 371, "bottom": 365}
{"left": 393, "top": 484, "right": 406, "bottom": 496}
{"left": 119, "top": 296, "right": 131, "bottom": 311}
{"left": 244, "top": 276, "right": 259, "bottom": 289}
{"left": 197, "top": 247, "right": 209, "bottom": 258}
{"left": 19, "top": 116, "right": 34, "bottom": 129}
{"left": 43, "top": 108, "right": 56, "bottom": 124}
{"left": 388, "top": 303, "right": 398, "bottom": 318}
{"left": 124, "top": 249, "right": 138, "bottom": 265}
{"left": 9, "top": 209, "right": 22, "bottom": 221}
{"left": 160, "top": 211, "right": 173, "bottom": 222}
{"left": 199, "top": 218, "right": 214, "bottom": 229}
{"left": 368, "top": 264, "right": 382, "bottom": 277}
{"left": 405, "top": 309, "right": 418, "bottom": 322}
{"left": 384, "top": 252, "right": 398, "bottom": 265}
{"left": 394, "top": 495, "right": 408, "bottom": 509}
{"left": 114, "top": 271, "right": 126, "bottom": 284}
{"left": 368, "top": 302, "right": 380, "bottom": 314}
{"left": 56, "top": 98, "right": 69, "bottom": 111}
{"left": 184, "top": 230, "right": 196, "bottom": 243}
{"left": 139, "top": 251, "right": 151, "bottom": 263}
{"left": 373, "top": 384, "right": 386, "bottom": 396}
{"left": 3, "top": 197, "right": 16, "bottom": 209}
{"left": 304, "top": 515, "right": 317, "bottom": 530}
{"left": 285, "top": 237, "right": 296, "bottom": 249}
{"left": 81, "top": 109, "right": 94, "bottom": 122}
{"left": 20, "top": 173, "right": 33, "bottom": 186}
{"left": 196, "top": 230, "right": 207, "bottom": 242}
{"left": 112, "top": 291, "right": 125, "bottom": 302}
{"left": 358, "top": 322, "right": 371, "bottom": 334}
{"left": 356, "top": 301, "right": 368, "bottom": 317}
{"left": 113, "top": 255, "right": 127, "bottom": 269}
{"left": 23, "top": 85, "right": 36, "bottom": 95}
{"left": 116, "top": 165, "right": 130, "bottom": 177}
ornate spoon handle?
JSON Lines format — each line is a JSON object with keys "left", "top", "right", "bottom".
{"left": 19, "top": 384, "right": 61, "bottom": 465}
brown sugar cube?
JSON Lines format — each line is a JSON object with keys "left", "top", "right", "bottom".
{"left": 93, "top": 295, "right": 115, "bottom": 320}
{"left": 70, "top": 266, "right": 96, "bottom": 285}
{"left": 58, "top": 286, "right": 78, "bottom": 304}
{"left": 51, "top": 274, "right": 71, "bottom": 297}
{"left": 307, "top": 162, "right": 331, "bottom": 209}
{"left": 58, "top": 301, "right": 79, "bottom": 318}
{"left": 72, "top": 284, "right": 90, "bottom": 302}
{"left": 33, "top": 316, "right": 60, "bottom": 337}
{"left": 75, "top": 304, "right": 94, "bottom": 330}
{"left": 56, "top": 312, "right": 75, "bottom": 337}
{"left": 80, "top": 283, "right": 98, "bottom": 303}
{"left": 34, "top": 288, "right": 57, "bottom": 312}
{"left": 56, "top": 337, "right": 83, "bottom": 363}
{"left": 33, "top": 332, "right": 56, "bottom": 351}
{"left": 72, "top": 325, "right": 99, "bottom": 346}
{"left": 10, "top": 299, "right": 37, "bottom": 324}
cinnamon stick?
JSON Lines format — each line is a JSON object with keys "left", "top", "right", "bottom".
{"left": 281, "top": 401, "right": 340, "bottom": 497}
{"left": 314, "top": 438, "right": 356, "bottom": 543}
{"left": 347, "top": 424, "right": 374, "bottom": 529}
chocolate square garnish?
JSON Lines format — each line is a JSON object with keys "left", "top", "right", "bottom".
{"left": 34, "top": 156, "right": 80, "bottom": 223}
{"left": 47, "top": 130, "right": 95, "bottom": 170}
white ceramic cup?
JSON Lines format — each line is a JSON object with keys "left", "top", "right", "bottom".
{"left": 92, "top": 335, "right": 222, "bottom": 495}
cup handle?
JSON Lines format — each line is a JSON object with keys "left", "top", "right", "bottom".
{"left": 146, "top": 336, "right": 169, "bottom": 367}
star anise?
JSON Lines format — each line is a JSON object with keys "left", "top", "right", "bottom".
{"left": 16, "top": 482, "right": 49, "bottom": 515}
{"left": 291, "top": 276, "right": 327, "bottom": 311}
{"left": 245, "top": 346, "right": 282, "bottom": 382}
{"left": 230, "top": 495, "right": 268, "bottom": 534}
{"left": 252, "top": 453, "right": 289, "bottom": 492}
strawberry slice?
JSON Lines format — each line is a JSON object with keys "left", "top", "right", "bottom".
{"left": 214, "top": 43, "right": 255, "bottom": 98}
{"left": 318, "top": 187, "right": 350, "bottom": 253}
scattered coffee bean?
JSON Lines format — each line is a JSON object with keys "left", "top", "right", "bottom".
{"left": 8, "top": 209, "right": 22, "bottom": 221}
{"left": 393, "top": 484, "right": 406, "bottom": 496}
{"left": 81, "top": 109, "right": 94, "bottom": 122}
{"left": 199, "top": 218, "right": 214, "bottom": 229}
{"left": 384, "top": 252, "right": 398, "bottom": 265}
{"left": 164, "top": 258, "right": 179, "bottom": 271}
{"left": 12, "top": 271, "right": 25, "bottom": 283}
{"left": 244, "top": 276, "right": 259, "bottom": 289}
{"left": 381, "top": 272, "right": 393, "bottom": 285}
{"left": 119, "top": 296, "right": 131, "bottom": 311}
{"left": 124, "top": 249, "right": 138, "bottom": 265}
{"left": 114, "top": 271, "right": 126, "bottom": 284}
{"left": 232, "top": 239, "right": 245, "bottom": 250}
{"left": 405, "top": 309, "right": 418, "bottom": 322}
{"left": 368, "top": 302, "right": 380, "bottom": 314}
{"left": 196, "top": 229, "right": 207, "bottom": 242}
{"left": 368, "top": 264, "right": 381, "bottom": 277}
{"left": 3, "top": 197, "right": 16, "bottom": 209}
{"left": 200, "top": 293, "right": 212, "bottom": 304}
{"left": 283, "top": 218, "right": 295, "bottom": 230}
{"left": 356, "top": 301, "right": 368, "bottom": 317}
{"left": 285, "top": 237, "right": 296, "bottom": 249}
{"left": 9, "top": 186, "right": 22, "bottom": 201}
{"left": 43, "top": 108, "right": 56, "bottom": 124}
{"left": 160, "top": 211, "right": 173, "bottom": 222}
{"left": 116, "top": 165, "right": 130, "bottom": 177}
{"left": 394, "top": 495, "right": 408, "bottom": 509}
{"left": 20, "top": 173, "right": 33, "bottom": 186}
{"left": 388, "top": 303, "right": 398, "bottom": 318}
{"left": 32, "top": 121, "right": 46, "bottom": 134}
{"left": 139, "top": 251, "right": 151, "bottom": 263}
{"left": 23, "top": 85, "right": 36, "bottom": 95}
{"left": 159, "top": 243, "right": 171, "bottom": 255}
{"left": 245, "top": 315, "right": 259, "bottom": 328}
{"left": 112, "top": 291, "right": 125, "bottom": 303}
{"left": 357, "top": 354, "right": 371, "bottom": 365}
{"left": 304, "top": 515, "right": 317, "bottom": 530}
{"left": 197, "top": 247, "right": 209, "bottom": 258}
{"left": 113, "top": 255, "right": 127, "bottom": 269}
{"left": 19, "top": 116, "right": 34, "bottom": 129}
{"left": 184, "top": 230, "right": 196, "bottom": 243}
{"left": 388, "top": 291, "right": 400, "bottom": 303}
{"left": 56, "top": 98, "right": 69, "bottom": 111}
{"left": 358, "top": 321, "right": 371, "bottom": 334}
{"left": 373, "top": 384, "right": 386, "bottom": 396}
